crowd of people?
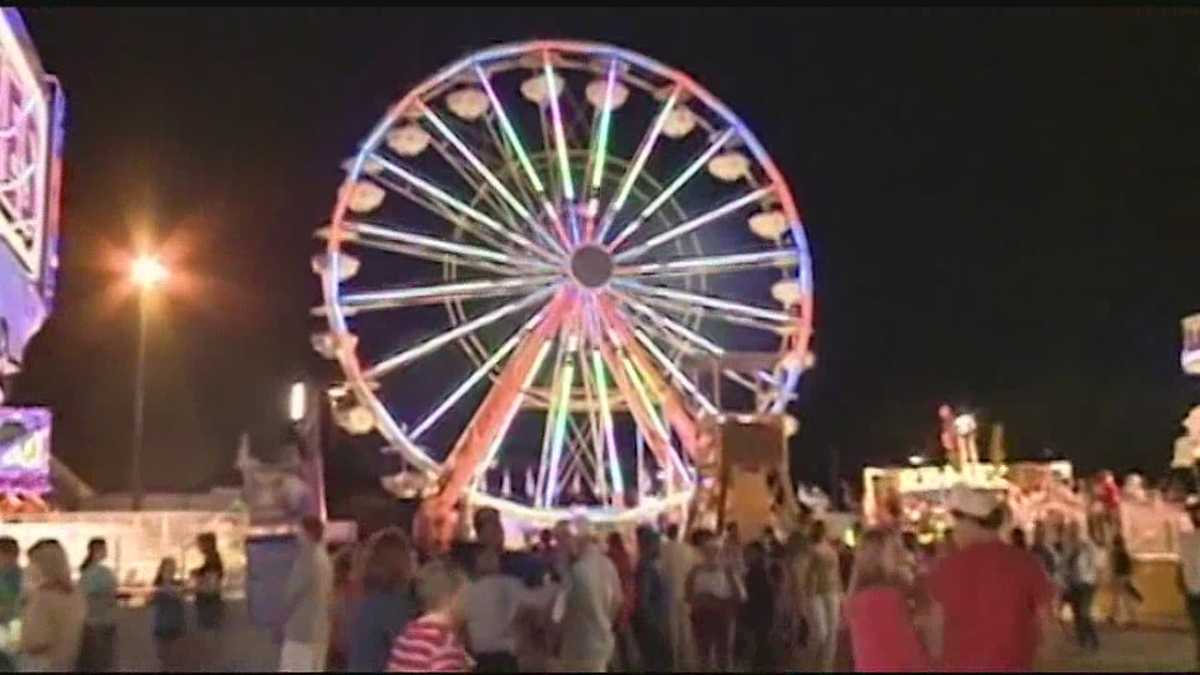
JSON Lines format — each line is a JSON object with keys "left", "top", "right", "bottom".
{"left": 1, "top": 479, "right": 1196, "bottom": 673}
{"left": 270, "top": 482, "right": 1132, "bottom": 673}
{"left": 0, "top": 530, "right": 225, "bottom": 672}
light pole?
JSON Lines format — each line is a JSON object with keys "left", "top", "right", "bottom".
{"left": 130, "top": 254, "right": 167, "bottom": 511}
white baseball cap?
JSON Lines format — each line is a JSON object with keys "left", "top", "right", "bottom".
{"left": 947, "top": 484, "right": 999, "bottom": 520}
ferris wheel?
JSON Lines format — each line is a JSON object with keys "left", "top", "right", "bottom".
{"left": 313, "top": 40, "right": 814, "bottom": 527}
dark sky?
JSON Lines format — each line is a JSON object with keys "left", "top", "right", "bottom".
{"left": 10, "top": 7, "right": 1200, "bottom": 498}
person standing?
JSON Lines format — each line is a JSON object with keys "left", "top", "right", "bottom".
{"left": 1178, "top": 498, "right": 1200, "bottom": 669}
{"left": 279, "top": 516, "right": 335, "bottom": 672}
{"left": 1030, "top": 522, "right": 1059, "bottom": 579}
{"left": 658, "top": 523, "right": 697, "bottom": 670}
{"left": 0, "top": 537, "right": 20, "bottom": 672}
{"left": 77, "top": 538, "right": 119, "bottom": 672}
{"left": 555, "top": 518, "right": 622, "bottom": 672}
{"left": 327, "top": 544, "right": 359, "bottom": 671}
{"left": 605, "top": 531, "right": 638, "bottom": 671}
{"left": 843, "top": 529, "right": 932, "bottom": 672}
{"left": 349, "top": 529, "right": 416, "bottom": 672}
{"left": 1108, "top": 534, "right": 1141, "bottom": 628}
{"left": 0, "top": 537, "right": 19, "bottom": 625}
{"left": 685, "top": 530, "right": 741, "bottom": 671}
{"left": 632, "top": 526, "right": 671, "bottom": 672}
{"left": 150, "top": 557, "right": 187, "bottom": 672}
{"left": 807, "top": 520, "right": 844, "bottom": 672}
{"left": 1063, "top": 523, "right": 1100, "bottom": 651}
{"left": 463, "top": 548, "right": 557, "bottom": 672}
{"left": 741, "top": 541, "right": 776, "bottom": 671}
{"left": 924, "top": 486, "right": 1055, "bottom": 671}
{"left": 775, "top": 531, "right": 813, "bottom": 671}
{"left": 18, "top": 539, "right": 86, "bottom": 672}
{"left": 191, "top": 531, "right": 225, "bottom": 640}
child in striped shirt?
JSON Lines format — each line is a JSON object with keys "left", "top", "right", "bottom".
{"left": 387, "top": 558, "right": 472, "bottom": 673}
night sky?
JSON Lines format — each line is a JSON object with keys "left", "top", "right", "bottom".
{"left": 10, "top": 8, "right": 1200, "bottom": 502}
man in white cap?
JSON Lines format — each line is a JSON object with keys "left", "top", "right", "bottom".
{"left": 924, "top": 484, "right": 1054, "bottom": 672}
{"left": 552, "top": 516, "right": 622, "bottom": 672}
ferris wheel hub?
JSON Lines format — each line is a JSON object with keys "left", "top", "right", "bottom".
{"left": 569, "top": 245, "right": 614, "bottom": 289}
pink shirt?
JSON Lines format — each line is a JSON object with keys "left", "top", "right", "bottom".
{"left": 845, "top": 586, "right": 931, "bottom": 672}
{"left": 386, "top": 617, "right": 469, "bottom": 672}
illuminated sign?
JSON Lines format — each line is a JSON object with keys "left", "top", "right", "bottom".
{"left": 0, "top": 9, "right": 52, "bottom": 281}
{"left": 0, "top": 406, "right": 50, "bottom": 494}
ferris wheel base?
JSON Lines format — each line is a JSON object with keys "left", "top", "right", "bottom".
{"left": 402, "top": 413, "right": 798, "bottom": 552}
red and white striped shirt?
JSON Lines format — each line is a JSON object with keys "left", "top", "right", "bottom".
{"left": 385, "top": 616, "right": 469, "bottom": 673}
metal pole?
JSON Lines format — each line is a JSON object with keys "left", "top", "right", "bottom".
{"left": 131, "top": 289, "right": 148, "bottom": 511}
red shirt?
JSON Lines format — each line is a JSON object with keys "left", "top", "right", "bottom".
{"left": 926, "top": 540, "right": 1054, "bottom": 672}
{"left": 845, "top": 586, "right": 932, "bottom": 672}
{"left": 386, "top": 616, "right": 469, "bottom": 672}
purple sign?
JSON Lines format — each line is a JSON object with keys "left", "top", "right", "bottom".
{"left": 0, "top": 406, "right": 50, "bottom": 494}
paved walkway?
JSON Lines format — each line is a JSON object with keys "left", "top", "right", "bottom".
{"left": 108, "top": 599, "right": 1196, "bottom": 672}
{"left": 114, "top": 600, "right": 276, "bottom": 672}
{"left": 1038, "top": 622, "right": 1195, "bottom": 673}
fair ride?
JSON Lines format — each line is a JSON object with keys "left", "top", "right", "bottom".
{"left": 311, "top": 40, "right": 814, "bottom": 543}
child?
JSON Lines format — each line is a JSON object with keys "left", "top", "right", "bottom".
{"left": 151, "top": 558, "right": 187, "bottom": 671}
{"left": 387, "top": 558, "right": 472, "bottom": 672}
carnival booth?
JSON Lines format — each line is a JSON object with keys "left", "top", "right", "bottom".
{"left": 862, "top": 461, "right": 1012, "bottom": 538}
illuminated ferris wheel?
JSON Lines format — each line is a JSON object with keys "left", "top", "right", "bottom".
{"left": 313, "top": 40, "right": 814, "bottom": 526}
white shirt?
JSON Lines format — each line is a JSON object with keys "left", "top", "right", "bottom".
{"left": 559, "top": 543, "right": 621, "bottom": 663}
{"left": 691, "top": 567, "right": 732, "bottom": 599}
{"left": 658, "top": 539, "right": 697, "bottom": 602}
{"left": 464, "top": 575, "right": 555, "bottom": 654}
{"left": 1069, "top": 541, "right": 1099, "bottom": 586}
{"left": 1179, "top": 530, "right": 1200, "bottom": 595}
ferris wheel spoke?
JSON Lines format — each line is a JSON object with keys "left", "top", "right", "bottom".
{"left": 336, "top": 275, "right": 557, "bottom": 317}
{"left": 319, "top": 227, "right": 523, "bottom": 278}
{"left": 632, "top": 292, "right": 788, "bottom": 335}
{"left": 537, "top": 329, "right": 578, "bottom": 508}
{"left": 475, "top": 64, "right": 572, "bottom": 250}
{"left": 364, "top": 288, "right": 554, "bottom": 381}
{"left": 575, "top": 345, "right": 608, "bottom": 501}
{"left": 543, "top": 52, "right": 575, "bottom": 207}
{"left": 607, "top": 128, "right": 736, "bottom": 251}
{"left": 617, "top": 279, "right": 795, "bottom": 328}
{"left": 367, "top": 169, "right": 522, "bottom": 257}
{"left": 333, "top": 220, "right": 553, "bottom": 272}
{"left": 613, "top": 292, "right": 762, "bottom": 393}
{"left": 588, "top": 348, "right": 626, "bottom": 502}
{"left": 595, "top": 84, "right": 682, "bottom": 242}
{"left": 371, "top": 154, "right": 561, "bottom": 264}
{"left": 584, "top": 58, "right": 619, "bottom": 229}
{"left": 594, "top": 309, "right": 692, "bottom": 487}
{"left": 631, "top": 327, "right": 719, "bottom": 416}
{"left": 615, "top": 247, "right": 799, "bottom": 280}
{"left": 613, "top": 185, "right": 777, "bottom": 263}
{"left": 418, "top": 102, "right": 567, "bottom": 258}
{"left": 405, "top": 311, "right": 536, "bottom": 441}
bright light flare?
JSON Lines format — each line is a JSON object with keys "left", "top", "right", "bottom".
{"left": 288, "top": 382, "right": 307, "bottom": 422}
{"left": 131, "top": 255, "right": 168, "bottom": 289}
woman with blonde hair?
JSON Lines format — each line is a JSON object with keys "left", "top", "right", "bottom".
{"left": 843, "top": 529, "right": 932, "bottom": 672}
{"left": 19, "top": 539, "right": 86, "bottom": 671}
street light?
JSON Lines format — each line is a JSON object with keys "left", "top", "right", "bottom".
{"left": 288, "top": 381, "right": 307, "bottom": 423}
{"left": 130, "top": 253, "right": 168, "bottom": 511}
